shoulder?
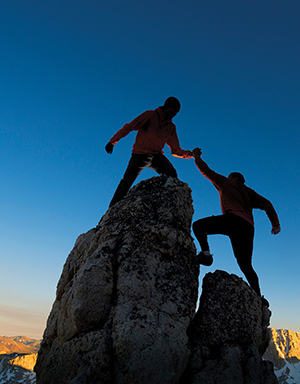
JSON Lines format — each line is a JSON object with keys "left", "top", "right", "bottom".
{"left": 217, "top": 174, "right": 231, "bottom": 186}
{"left": 145, "top": 109, "right": 159, "bottom": 121}
{"left": 245, "top": 185, "right": 260, "bottom": 197}
{"left": 169, "top": 122, "right": 176, "bottom": 130}
{"left": 242, "top": 184, "right": 265, "bottom": 202}
{"left": 222, "top": 178, "right": 248, "bottom": 193}
{"left": 131, "top": 109, "right": 155, "bottom": 124}
{"left": 138, "top": 109, "right": 155, "bottom": 118}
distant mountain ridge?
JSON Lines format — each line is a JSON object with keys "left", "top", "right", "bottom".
{"left": 0, "top": 336, "right": 40, "bottom": 355}
{"left": 1, "top": 329, "right": 300, "bottom": 384}
{"left": 264, "top": 328, "right": 300, "bottom": 384}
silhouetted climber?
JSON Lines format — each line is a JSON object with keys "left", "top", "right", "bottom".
{"left": 105, "top": 97, "right": 193, "bottom": 207}
{"left": 192, "top": 147, "right": 281, "bottom": 306}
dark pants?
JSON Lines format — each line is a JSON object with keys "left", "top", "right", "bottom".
{"left": 192, "top": 213, "right": 261, "bottom": 296}
{"left": 109, "top": 153, "right": 177, "bottom": 207}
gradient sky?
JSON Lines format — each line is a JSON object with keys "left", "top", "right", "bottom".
{"left": 0, "top": 0, "right": 299, "bottom": 339}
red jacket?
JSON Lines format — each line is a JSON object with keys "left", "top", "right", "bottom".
{"left": 195, "top": 156, "right": 280, "bottom": 227}
{"left": 110, "top": 107, "right": 192, "bottom": 158}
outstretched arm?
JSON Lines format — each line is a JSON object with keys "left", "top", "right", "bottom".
{"left": 192, "top": 147, "right": 227, "bottom": 188}
{"left": 167, "top": 131, "right": 193, "bottom": 158}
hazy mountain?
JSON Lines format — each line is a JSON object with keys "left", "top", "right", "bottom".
{"left": 264, "top": 328, "right": 300, "bottom": 384}
{"left": 0, "top": 352, "right": 37, "bottom": 384}
{"left": 1, "top": 328, "right": 299, "bottom": 384}
{"left": 0, "top": 335, "right": 39, "bottom": 383}
{"left": 0, "top": 336, "right": 40, "bottom": 355}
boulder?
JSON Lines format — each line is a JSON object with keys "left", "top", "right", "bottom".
{"left": 35, "top": 176, "right": 199, "bottom": 384}
{"left": 183, "top": 270, "right": 278, "bottom": 384}
{"left": 35, "top": 176, "right": 278, "bottom": 384}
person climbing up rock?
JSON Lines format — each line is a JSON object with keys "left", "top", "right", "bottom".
{"left": 192, "top": 147, "right": 281, "bottom": 307}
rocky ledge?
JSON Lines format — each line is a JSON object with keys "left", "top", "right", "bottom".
{"left": 35, "top": 176, "right": 277, "bottom": 384}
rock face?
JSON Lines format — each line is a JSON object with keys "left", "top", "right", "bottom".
{"left": 35, "top": 176, "right": 278, "bottom": 384}
{"left": 35, "top": 176, "right": 199, "bottom": 384}
{"left": 264, "top": 328, "right": 300, "bottom": 383}
{"left": 183, "top": 270, "right": 278, "bottom": 384}
{"left": 9, "top": 353, "right": 38, "bottom": 371}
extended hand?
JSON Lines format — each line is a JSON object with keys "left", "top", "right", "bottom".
{"left": 192, "top": 147, "right": 202, "bottom": 158}
{"left": 105, "top": 142, "right": 114, "bottom": 154}
{"left": 185, "top": 150, "right": 193, "bottom": 158}
{"left": 271, "top": 225, "right": 281, "bottom": 235}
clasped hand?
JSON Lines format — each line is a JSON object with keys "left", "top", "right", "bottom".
{"left": 192, "top": 147, "right": 202, "bottom": 158}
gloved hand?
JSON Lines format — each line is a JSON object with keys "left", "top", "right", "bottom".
{"left": 271, "top": 225, "right": 281, "bottom": 235}
{"left": 192, "top": 147, "right": 202, "bottom": 158}
{"left": 105, "top": 142, "right": 114, "bottom": 154}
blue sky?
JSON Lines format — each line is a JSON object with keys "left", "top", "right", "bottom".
{"left": 0, "top": 0, "right": 299, "bottom": 339}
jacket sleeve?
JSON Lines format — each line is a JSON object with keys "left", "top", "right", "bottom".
{"left": 110, "top": 111, "right": 151, "bottom": 145}
{"left": 167, "top": 129, "right": 192, "bottom": 159}
{"left": 250, "top": 189, "right": 280, "bottom": 227}
{"left": 194, "top": 157, "right": 227, "bottom": 189}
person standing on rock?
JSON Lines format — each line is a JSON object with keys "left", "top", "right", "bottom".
{"left": 105, "top": 97, "right": 193, "bottom": 207}
{"left": 192, "top": 147, "right": 281, "bottom": 306}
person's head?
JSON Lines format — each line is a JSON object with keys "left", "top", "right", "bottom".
{"left": 162, "top": 96, "right": 181, "bottom": 119}
{"left": 164, "top": 96, "right": 181, "bottom": 112}
{"left": 228, "top": 172, "right": 245, "bottom": 184}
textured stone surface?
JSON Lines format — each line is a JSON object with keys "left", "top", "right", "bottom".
{"left": 35, "top": 176, "right": 199, "bottom": 384}
{"left": 182, "top": 270, "right": 278, "bottom": 384}
{"left": 35, "top": 175, "right": 278, "bottom": 384}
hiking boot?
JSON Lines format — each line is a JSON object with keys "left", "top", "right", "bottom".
{"left": 197, "top": 252, "right": 213, "bottom": 266}
{"left": 261, "top": 296, "right": 270, "bottom": 307}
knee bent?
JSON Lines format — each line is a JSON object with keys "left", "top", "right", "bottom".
{"left": 192, "top": 220, "right": 202, "bottom": 233}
